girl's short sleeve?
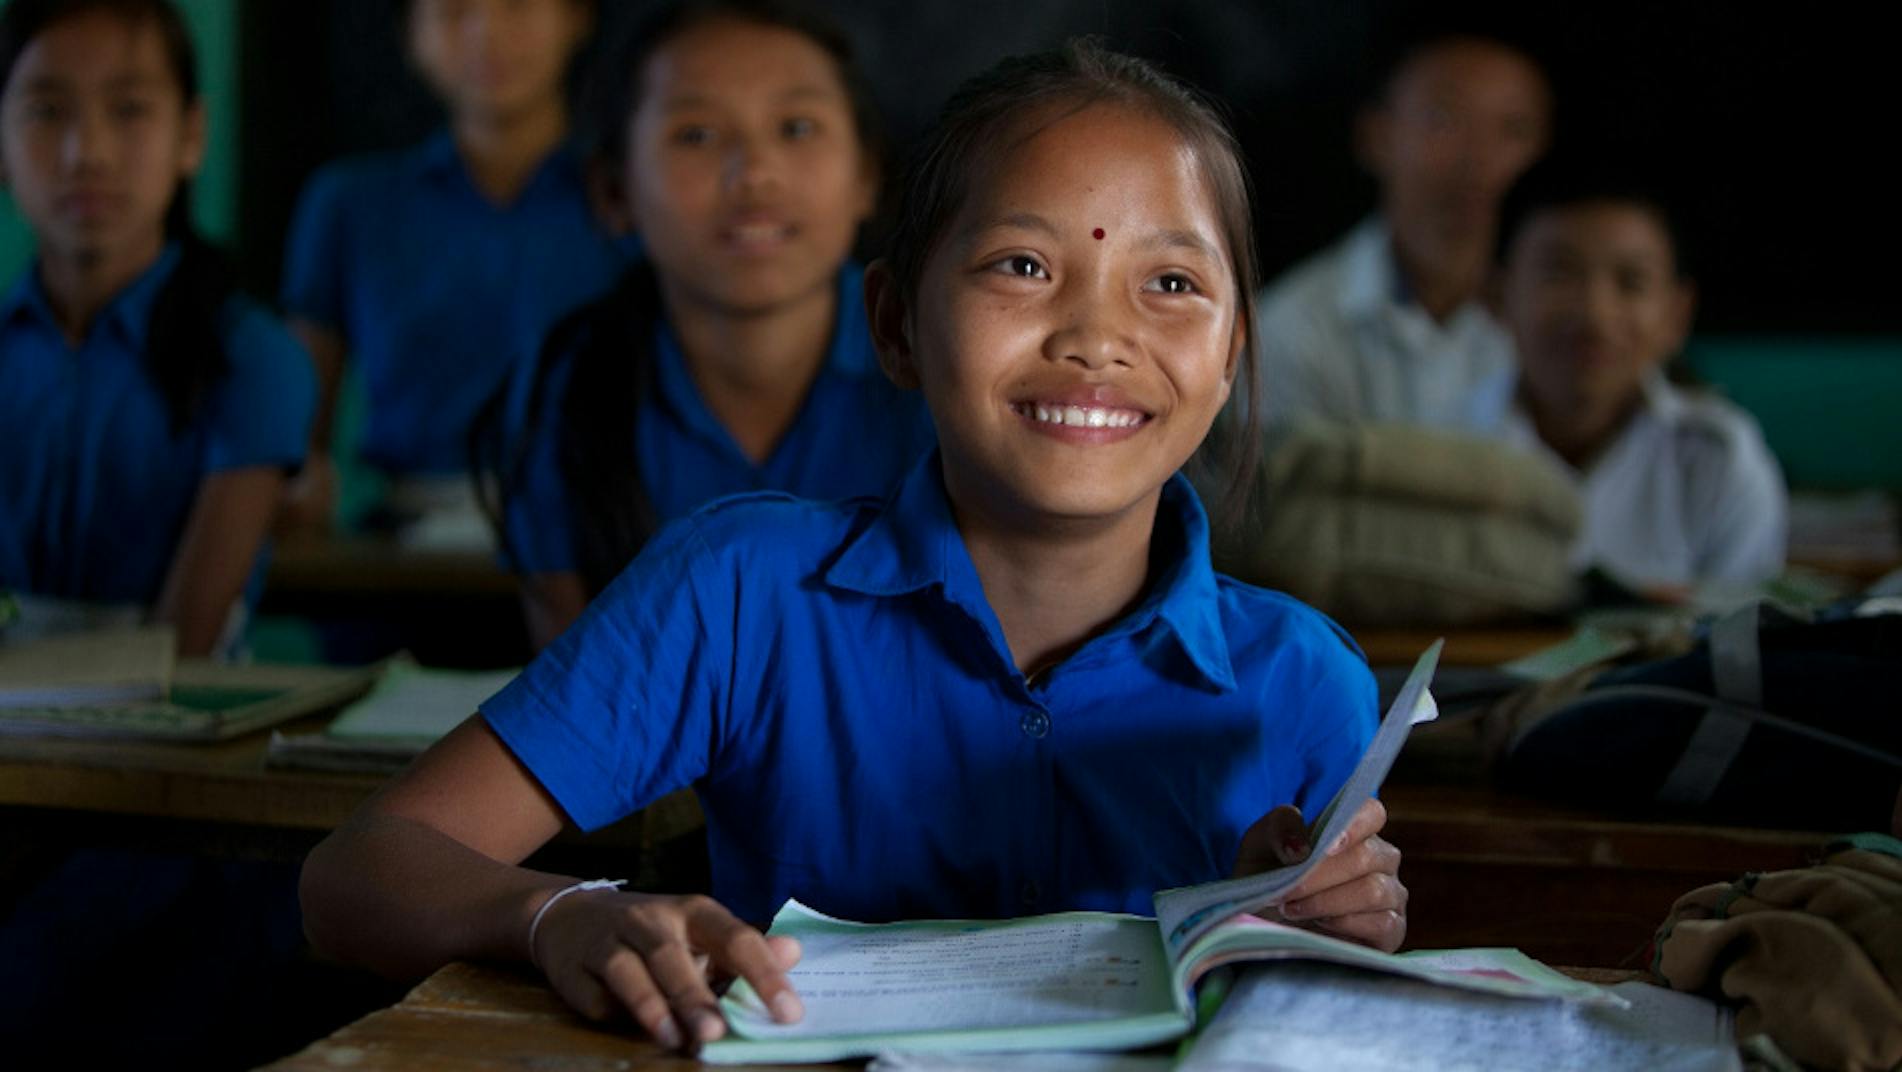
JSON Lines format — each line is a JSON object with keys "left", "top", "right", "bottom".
{"left": 280, "top": 165, "right": 352, "bottom": 329}
{"left": 480, "top": 514, "right": 735, "bottom": 830}
{"left": 203, "top": 299, "right": 317, "bottom": 474}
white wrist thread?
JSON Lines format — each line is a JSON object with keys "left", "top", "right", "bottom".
{"left": 527, "top": 878, "right": 625, "bottom": 969}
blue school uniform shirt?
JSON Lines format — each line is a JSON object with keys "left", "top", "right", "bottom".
{"left": 0, "top": 245, "right": 316, "bottom": 604}
{"left": 281, "top": 131, "right": 627, "bottom": 475}
{"left": 502, "top": 264, "right": 937, "bottom": 574}
{"left": 481, "top": 455, "right": 1377, "bottom": 924}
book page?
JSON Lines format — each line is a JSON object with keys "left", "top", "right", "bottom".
{"left": 327, "top": 661, "right": 517, "bottom": 742}
{"left": 709, "top": 901, "right": 1188, "bottom": 1064}
{"left": 0, "top": 626, "right": 173, "bottom": 708}
{"left": 1153, "top": 640, "right": 1442, "bottom": 957}
{"left": 1176, "top": 917, "right": 1620, "bottom": 1007}
{"left": 1179, "top": 965, "right": 1738, "bottom": 1072}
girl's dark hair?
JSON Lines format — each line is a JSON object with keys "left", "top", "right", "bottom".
{"left": 0, "top": 0, "right": 233, "bottom": 436}
{"left": 475, "top": 0, "right": 880, "bottom": 595}
{"left": 884, "top": 37, "right": 1263, "bottom": 525}
{"left": 1497, "top": 153, "right": 1689, "bottom": 278}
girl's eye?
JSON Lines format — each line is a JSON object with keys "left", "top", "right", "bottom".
{"left": 781, "top": 117, "right": 816, "bottom": 140}
{"left": 672, "top": 125, "right": 715, "bottom": 147}
{"left": 990, "top": 255, "right": 1048, "bottom": 280}
{"left": 1146, "top": 273, "right": 1198, "bottom": 295}
{"left": 112, "top": 99, "right": 155, "bottom": 122}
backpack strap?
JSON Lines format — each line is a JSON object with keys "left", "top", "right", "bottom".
{"left": 1654, "top": 604, "right": 1762, "bottom": 807}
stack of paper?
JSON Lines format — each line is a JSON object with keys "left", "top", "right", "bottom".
{"left": 268, "top": 661, "right": 518, "bottom": 772}
{"left": 0, "top": 626, "right": 174, "bottom": 709}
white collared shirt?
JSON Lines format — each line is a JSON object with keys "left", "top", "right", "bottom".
{"left": 1253, "top": 216, "right": 1516, "bottom": 432}
{"left": 1502, "top": 372, "right": 1789, "bottom": 588}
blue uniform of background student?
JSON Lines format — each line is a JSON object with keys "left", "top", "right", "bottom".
{"left": 278, "top": 0, "right": 624, "bottom": 531}
{"left": 483, "top": 1, "right": 932, "bottom": 649}
{"left": 0, "top": 0, "right": 312, "bottom": 657}
{"left": 503, "top": 264, "right": 934, "bottom": 578}
{"left": 302, "top": 35, "right": 1408, "bottom": 1056}
{"left": 0, "top": 6, "right": 328, "bottom": 1068}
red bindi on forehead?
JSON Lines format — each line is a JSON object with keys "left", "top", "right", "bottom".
{"left": 1092, "top": 228, "right": 1105, "bottom": 240}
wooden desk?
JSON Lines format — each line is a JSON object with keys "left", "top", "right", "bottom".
{"left": 1383, "top": 782, "right": 1823, "bottom": 967}
{"left": 264, "top": 960, "right": 1646, "bottom": 1070}
{"left": 0, "top": 712, "right": 667, "bottom": 875}
{"left": 0, "top": 713, "right": 385, "bottom": 833}
{"left": 261, "top": 535, "right": 529, "bottom": 668}
{"left": 267, "top": 536, "right": 517, "bottom": 600}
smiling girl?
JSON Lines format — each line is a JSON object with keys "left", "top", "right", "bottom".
{"left": 302, "top": 39, "right": 1402, "bottom": 1054}
{"left": 0, "top": 0, "right": 313, "bottom": 656}
{"left": 487, "top": 0, "right": 933, "bottom": 647}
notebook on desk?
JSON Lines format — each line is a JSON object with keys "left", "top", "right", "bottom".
{"left": 0, "top": 658, "right": 379, "bottom": 741}
{"left": 0, "top": 626, "right": 173, "bottom": 709}
{"left": 267, "top": 660, "right": 518, "bottom": 772}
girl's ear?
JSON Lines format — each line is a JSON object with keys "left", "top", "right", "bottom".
{"left": 852, "top": 151, "right": 880, "bottom": 226}
{"left": 1353, "top": 104, "right": 1392, "bottom": 181}
{"left": 1220, "top": 303, "right": 1247, "bottom": 402}
{"left": 178, "top": 99, "right": 208, "bottom": 179}
{"left": 587, "top": 159, "right": 634, "bottom": 234}
{"left": 863, "top": 259, "right": 919, "bottom": 390}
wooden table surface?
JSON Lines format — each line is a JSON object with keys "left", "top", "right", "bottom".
{"left": 1381, "top": 781, "right": 1823, "bottom": 966}
{"left": 267, "top": 535, "right": 517, "bottom": 599}
{"left": 0, "top": 711, "right": 387, "bottom": 831}
{"left": 263, "top": 959, "right": 1647, "bottom": 1071}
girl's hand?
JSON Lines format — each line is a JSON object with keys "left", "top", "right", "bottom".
{"left": 1232, "top": 798, "right": 1407, "bottom": 952}
{"left": 531, "top": 889, "right": 804, "bottom": 1053}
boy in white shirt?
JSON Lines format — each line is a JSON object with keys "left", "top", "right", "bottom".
{"left": 1255, "top": 31, "right": 1550, "bottom": 432}
{"left": 1496, "top": 159, "right": 1787, "bottom": 591}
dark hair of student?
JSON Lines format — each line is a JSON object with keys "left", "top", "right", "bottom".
{"left": 1362, "top": 16, "right": 1552, "bottom": 109}
{"left": 0, "top": 0, "right": 234, "bottom": 437}
{"left": 882, "top": 37, "right": 1263, "bottom": 527}
{"left": 1496, "top": 153, "right": 1689, "bottom": 278}
{"left": 473, "top": 0, "right": 882, "bottom": 596}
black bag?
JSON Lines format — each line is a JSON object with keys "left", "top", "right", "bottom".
{"left": 1501, "top": 598, "right": 1902, "bottom": 831}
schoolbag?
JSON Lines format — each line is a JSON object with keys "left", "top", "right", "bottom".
{"left": 1499, "top": 598, "right": 1902, "bottom": 831}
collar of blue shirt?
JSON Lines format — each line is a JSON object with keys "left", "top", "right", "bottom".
{"left": 823, "top": 454, "right": 1239, "bottom": 692}
{"left": 0, "top": 241, "right": 182, "bottom": 352}
{"left": 411, "top": 127, "right": 586, "bottom": 203}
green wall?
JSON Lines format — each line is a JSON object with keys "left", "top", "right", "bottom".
{"left": 0, "top": 0, "right": 239, "bottom": 283}
{"left": 1684, "top": 336, "right": 1902, "bottom": 492}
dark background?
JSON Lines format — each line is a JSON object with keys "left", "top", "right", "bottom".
{"left": 237, "top": 0, "right": 1896, "bottom": 334}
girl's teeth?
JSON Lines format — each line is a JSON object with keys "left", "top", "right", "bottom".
{"left": 1019, "top": 403, "right": 1141, "bottom": 429}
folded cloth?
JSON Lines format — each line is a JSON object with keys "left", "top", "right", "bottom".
{"left": 1653, "top": 833, "right": 1902, "bottom": 1071}
{"left": 1200, "top": 418, "right": 1582, "bottom": 627}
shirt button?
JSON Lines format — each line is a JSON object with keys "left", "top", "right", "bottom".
{"left": 1021, "top": 880, "right": 1041, "bottom": 907}
{"left": 1019, "top": 710, "right": 1051, "bottom": 739}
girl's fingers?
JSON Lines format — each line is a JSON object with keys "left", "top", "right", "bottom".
{"left": 1322, "top": 798, "right": 1389, "bottom": 859}
{"left": 1310, "top": 908, "right": 1408, "bottom": 953}
{"left": 683, "top": 898, "right": 805, "bottom": 1025}
{"left": 545, "top": 963, "right": 617, "bottom": 1023}
{"left": 635, "top": 931, "right": 728, "bottom": 1045}
{"left": 1283, "top": 829, "right": 1401, "bottom": 904}
{"left": 592, "top": 945, "right": 686, "bottom": 1050}
{"left": 1281, "top": 868, "right": 1408, "bottom": 924}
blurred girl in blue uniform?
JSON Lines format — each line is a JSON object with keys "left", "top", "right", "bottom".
{"left": 486, "top": 0, "right": 932, "bottom": 648}
{"left": 0, "top": 0, "right": 313, "bottom": 656}
{"left": 280, "top": 0, "right": 624, "bottom": 540}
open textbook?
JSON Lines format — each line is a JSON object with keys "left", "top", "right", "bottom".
{"left": 704, "top": 643, "right": 1621, "bottom": 1064}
